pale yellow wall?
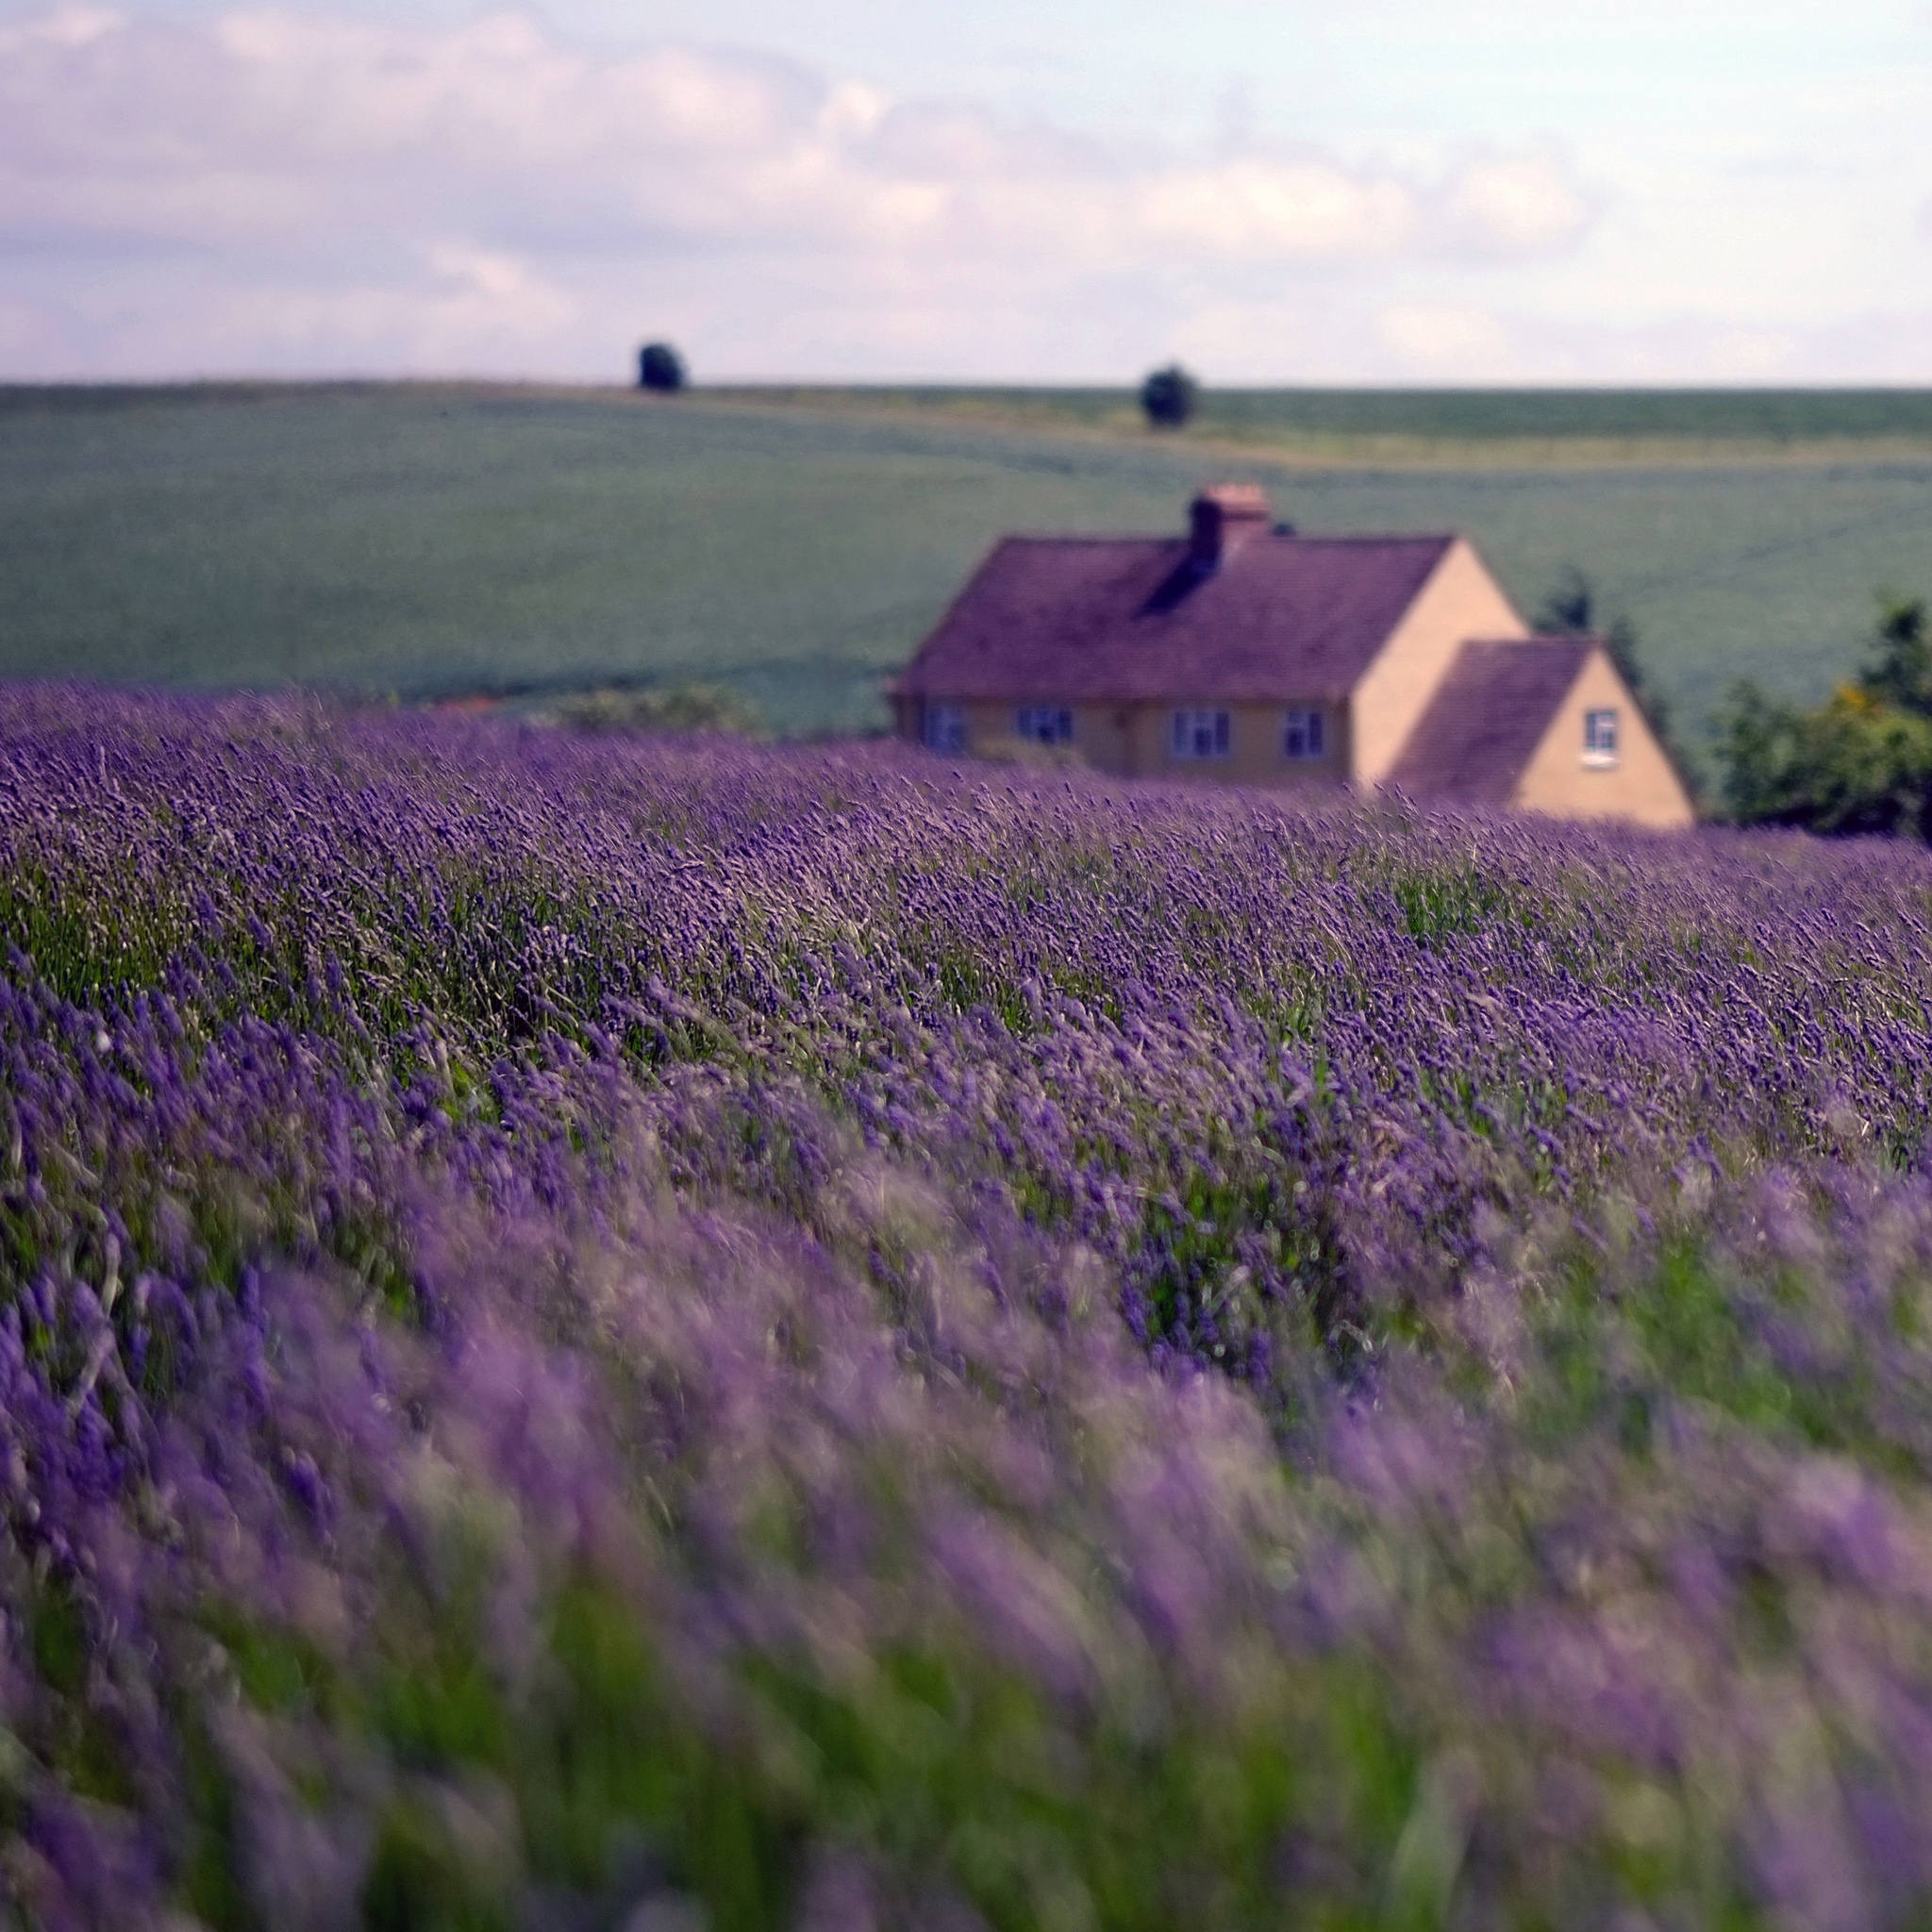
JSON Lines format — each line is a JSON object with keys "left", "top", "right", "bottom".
{"left": 1511, "top": 652, "right": 1695, "bottom": 829}
{"left": 908, "top": 701, "right": 1135, "bottom": 769}
{"left": 912, "top": 698, "right": 1345, "bottom": 787}
{"left": 1350, "top": 539, "right": 1529, "bottom": 784}
{"left": 951, "top": 701, "right": 1135, "bottom": 769}
{"left": 1124, "top": 700, "right": 1345, "bottom": 786}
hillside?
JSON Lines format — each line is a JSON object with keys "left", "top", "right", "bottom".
{"left": 3, "top": 382, "right": 1931, "bottom": 759}
{"left": 708, "top": 380, "right": 1932, "bottom": 462}
{"left": 5, "top": 688, "right": 1932, "bottom": 1926}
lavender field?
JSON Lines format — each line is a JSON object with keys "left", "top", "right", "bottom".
{"left": 6, "top": 687, "right": 1932, "bottom": 1930}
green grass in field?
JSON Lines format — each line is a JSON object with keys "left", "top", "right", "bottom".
{"left": 708, "top": 381, "right": 1932, "bottom": 458}
{"left": 3, "top": 381, "right": 1930, "bottom": 752}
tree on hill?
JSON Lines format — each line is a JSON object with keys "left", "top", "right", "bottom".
{"left": 638, "top": 341, "right": 687, "bottom": 392}
{"left": 1857, "top": 592, "right": 1932, "bottom": 714}
{"left": 1139, "top": 363, "right": 1198, "bottom": 430}
{"left": 1721, "top": 592, "right": 1932, "bottom": 837}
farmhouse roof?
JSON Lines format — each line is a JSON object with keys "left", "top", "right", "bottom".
{"left": 1386, "top": 637, "right": 1597, "bottom": 804}
{"left": 889, "top": 528, "right": 1457, "bottom": 704}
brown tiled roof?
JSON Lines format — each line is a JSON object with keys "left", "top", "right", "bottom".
{"left": 1386, "top": 638, "right": 1596, "bottom": 804}
{"left": 889, "top": 531, "right": 1457, "bottom": 703}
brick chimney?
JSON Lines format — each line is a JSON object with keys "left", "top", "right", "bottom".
{"left": 1189, "top": 483, "right": 1272, "bottom": 570}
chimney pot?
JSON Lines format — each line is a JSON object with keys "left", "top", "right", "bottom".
{"left": 1189, "top": 483, "right": 1272, "bottom": 569}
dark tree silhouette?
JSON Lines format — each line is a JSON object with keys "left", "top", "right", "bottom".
{"left": 1533, "top": 566, "right": 1650, "bottom": 708}
{"left": 1857, "top": 594, "right": 1932, "bottom": 717}
{"left": 638, "top": 342, "right": 687, "bottom": 392}
{"left": 1139, "top": 363, "right": 1198, "bottom": 430}
{"left": 1536, "top": 565, "right": 1697, "bottom": 799}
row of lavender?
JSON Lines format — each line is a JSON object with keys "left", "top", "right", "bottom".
{"left": 4, "top": 686, "right": 1932, "bottom": 1928}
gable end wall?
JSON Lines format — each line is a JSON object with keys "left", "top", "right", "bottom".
{"left": 1351, "top": 540, "right": 1528, "bottom": 784}
{"left": 1511, "top": 653, "right": 1696, "bottom": 828}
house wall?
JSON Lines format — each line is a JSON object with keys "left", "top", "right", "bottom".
{"left": 1511, "top": 653, "right": 1696, "bottom": 829}
{"left": 920, "top": 698, "right": 1346, "bottom": 786}
{"left": 945, "top": 701, "right": 1137, "bottom": 768}
{"left": 1350, "top": 539, "right": 1529, "bottom": 784}
{"left": 1122, "top": 701, "right": 1346, "bottom": 787}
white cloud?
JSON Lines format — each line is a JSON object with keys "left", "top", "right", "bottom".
{"left": 1135, "top": 160, "right": 1417, "bottom": 260}
{"left": 1437, "top": 147, "right": 1594, "bottom": 258}
{"left": 0, "top": 2, "right": 1620, "bottom": 377}
{"left": 426, "top": 242, "right": 575, "bottom": 324}
{"left": 1357, "top": 305, "right": 1932, "bottom": 387}
{"left": 5, "top": 1, "right": 1927, "bottom": 381}
{"left": 0, "top": 7, "right": 1575, "bottom": 267}
{"left": 1376, "top": 301, "right": 1510, "bottom": 372}
{"left": 0, "top": 4, "right": 122, "bottom": 52}
{"left": 203, "top": 252, "right": 578, "bottom": 363}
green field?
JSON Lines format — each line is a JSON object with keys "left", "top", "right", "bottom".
{"left": 709, "top": 381, "right": 1932, "bottom": 462}
{"left": 4, "top": 380, "right": 1931, "bottom": 767}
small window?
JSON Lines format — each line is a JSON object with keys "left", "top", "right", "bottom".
{"left": 1016, "top": 706, "right": 1074, "bottom": 746}
{"left": 1172, "top": 708, "right": 1231, "bottom": 759}
{"left": 924, "top": 702, "right": 966, "bottom": 753}
{"left": 1583, "top": 708, "right": 1619, "bottom": 766}
{"left": 1284, "top": 708, "right": 1325, "bottom": 760}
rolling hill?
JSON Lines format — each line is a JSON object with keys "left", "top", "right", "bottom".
{"left": 4, "top": 380, "right": 1930, "bottom": 767}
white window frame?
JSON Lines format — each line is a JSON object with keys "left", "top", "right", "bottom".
{"left": 1171, "top": 708, "right": 1232, "bottom": 760}
{"left": 1015, "top": 706, "right": 1074, "bottom": 746}
{"left": 1583, "top": 707, "right": 1619, "bottom": 768}
{"left": 924, "top": 702, "right": 966, "bottom": 753}
{"left": 1283, "top": 707, "right": 1325, "bottom": 761}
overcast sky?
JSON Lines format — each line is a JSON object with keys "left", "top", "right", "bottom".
{"left": 5, "top": 0, "right": 1932, "bottom": 383}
